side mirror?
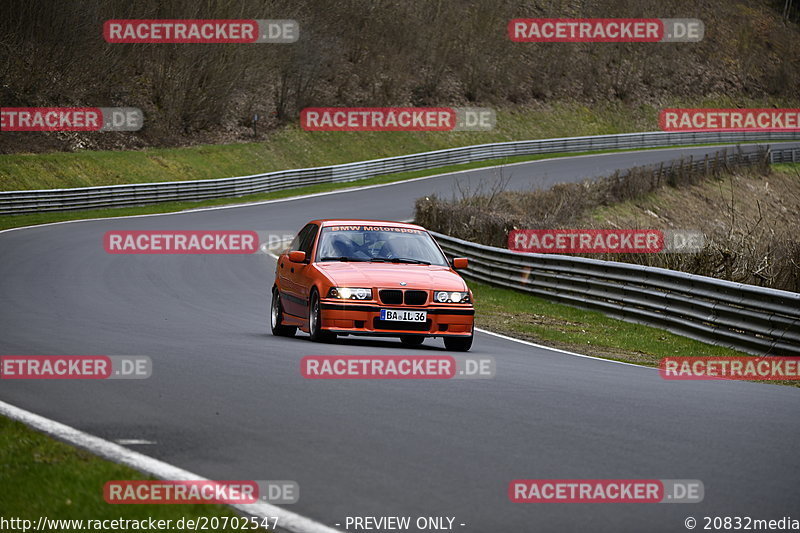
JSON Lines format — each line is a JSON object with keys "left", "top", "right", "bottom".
{"left": 288, "top": 250, "right": 307, "bottom": 263}
{"left": 452, "top": 257, "right": 468, "bottom": 270}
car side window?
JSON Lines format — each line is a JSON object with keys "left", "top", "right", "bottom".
{"left": 290, "top": 224, "right": 314, "bottom": 252}
{"left": 289, "top": 234, "right": 302, "bottom": 252}
{"left": 299, "top": 224, "right": 319, "bottom": 257}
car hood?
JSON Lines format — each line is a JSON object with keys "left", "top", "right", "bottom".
{"left": 316, "top": 262, "right": 467, "bottom": 291}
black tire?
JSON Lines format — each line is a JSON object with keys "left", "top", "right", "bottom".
{"left": 270, "top": 288, "right": 297, "bottom": 337}
{"left": 444, "top": 334, "right": 473, "bottom": 352}
{"left": 308, "top": 289, "right": 336, "bottom": 343}
{"left": 400, "top": 335, "right": 425, "bottom": 347}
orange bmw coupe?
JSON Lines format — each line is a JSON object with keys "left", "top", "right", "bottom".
{"left": 271, "top": 220, "right": 474, "bottom": 351}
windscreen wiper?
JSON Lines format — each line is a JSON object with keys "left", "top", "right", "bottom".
{"left": 319, "top": 256, "right": 368, "bottom": 262}
{"left": 370, "top": 257, "right": 431, "bottom": 265}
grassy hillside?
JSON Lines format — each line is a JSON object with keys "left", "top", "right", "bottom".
{"left": 0, "top": 99, "right": 791, "bottom": 191}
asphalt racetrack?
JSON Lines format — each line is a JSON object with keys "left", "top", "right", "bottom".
{"left": 1, "top": 144, "right": 799, "bottom": 532}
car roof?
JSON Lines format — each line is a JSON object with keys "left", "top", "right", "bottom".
{"left": 311, "top": 219, "right": 427, "bottom": 231}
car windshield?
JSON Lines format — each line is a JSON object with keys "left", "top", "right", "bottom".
{"left": 316, "top": 224, "right": 448, "bottom": 266}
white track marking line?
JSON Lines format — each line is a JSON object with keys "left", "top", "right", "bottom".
{"left": 0, "top": 400, "right": 342, "bottom": 533}
{"left": 475, "top": 327, "right": 656, "bottom": 370}
{"left": 114, "top": 439, "right": 156, "bottom": 445}
{"left": 0, "top": 143, "right": 786, "bottom": 237}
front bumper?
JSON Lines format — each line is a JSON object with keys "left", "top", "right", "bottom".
{"left": 319, "top": 301, "right": 474, "bottom": 337}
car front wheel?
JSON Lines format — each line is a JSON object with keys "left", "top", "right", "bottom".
{"left": 400, "top": 335, "right": 425, "bottom": 347}
{"left": 443, "top": 334, "right": 473, "bottom": 352}
{"left": 308, "top": 289, "right": 336, "bottom": 343}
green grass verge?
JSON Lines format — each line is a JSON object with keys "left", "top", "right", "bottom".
{"left": 0, "top": 149, "right": 631, "bottom": 231}
{"left": 0, "top": 416, "right": 266, "bottom": 531}
{"left": 471, "top": 280, "right": 768, "bottom": 363}
{"left": 2, "top": 98, "right": 792, "bottom": 192}
{"left": 0, "top": 142, "right": 783, "bottom": 232}
{"left": 0, "top": 103, "right": 661, "bottom": 191}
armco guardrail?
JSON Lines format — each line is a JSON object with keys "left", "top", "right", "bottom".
{"left": 1, "top": 131, "right": 798, "bottom": 215}
{"left": 770, "top": 146, "right": 800, "bottom": 163}
{"left": 432, "top": 232, "right": 800, "bottom": 357}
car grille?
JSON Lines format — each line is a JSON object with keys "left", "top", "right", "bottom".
{"left": 373, "top": 318, "right": 432, "bottom": 331}
{"left": 404, "top": 290, "right": 427, "bottom": 305}
{"left": 379, "top": 290, "right": 403, "bottom": 305}
{"left": 378, "top": 289, "right": 428, "bottom": 305}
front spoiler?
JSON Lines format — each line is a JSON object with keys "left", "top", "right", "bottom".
{"left": 319, "top": 300, "right": 474, "bottom": 337}
{"left": 325, "top": 329, "right": 473, "bottom": 338}
{"left": 320, "top": 302, "right": 474, "bottom": 315}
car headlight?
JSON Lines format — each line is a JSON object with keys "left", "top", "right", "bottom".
{"left": 434, "top": 291, "right": 470, "bottom": 303}
{"left": 328, "top": 287, "right": 372, "bottom": 300}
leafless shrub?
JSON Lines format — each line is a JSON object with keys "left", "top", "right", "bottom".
{"left": 416, "top": 149, "right": 799, "bottom": 292}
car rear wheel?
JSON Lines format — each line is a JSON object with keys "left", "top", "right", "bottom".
{"left": 271, "top": 289, "right": 297, "bottom": 337}
{"left": 308, "top": 289, "right": 336, "bottom": 343}
{"left": 444, "top": 334, "right": 473, "bottom": 352}
{"left": 400, "top": 335, "right": 424, "bottom": 347}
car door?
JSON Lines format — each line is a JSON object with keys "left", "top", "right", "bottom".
{"left": 280, "top": 223, "right": 318, "bottom": 318}
{"left": 276, "top": 229, "right": 302, "bottom": 316}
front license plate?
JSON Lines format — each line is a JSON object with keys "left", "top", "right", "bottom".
{"left": 380, "top": 309, "right": 427, "bottom": 322}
